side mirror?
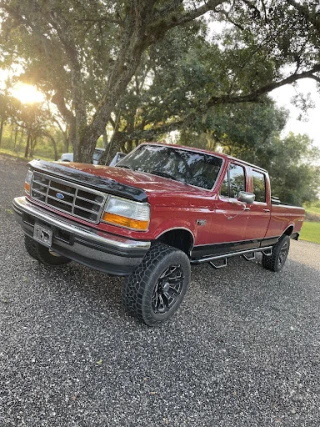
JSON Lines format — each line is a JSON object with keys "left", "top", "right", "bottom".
{"left": 238, "top": 191, "right": 255, "bottom": 204}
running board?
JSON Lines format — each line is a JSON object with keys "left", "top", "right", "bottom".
{"left": 190, "top": 246, "right": 273, "bottom": 265}
{"left": 243, "top": 252, "right": 256, "bottom": 261}
{"left": 209, "top": 259, "right": 228, "bottom": 269}
{"left": 262, "top": 248, "right": 272, "bottom": 256}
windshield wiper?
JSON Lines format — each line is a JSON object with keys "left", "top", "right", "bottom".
{"left": 116, "top": 165, "right": 133, "bottom": 170}
{"left": 150, "top": 170, "right": 177, "bottom": 181}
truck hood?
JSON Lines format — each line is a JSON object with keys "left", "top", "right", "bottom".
{"left": 65, "top": 163, "right": 209, "bottom": 198}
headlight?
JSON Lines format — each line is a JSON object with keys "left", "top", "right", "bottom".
{"left": 24, "top": 170, "right": 33, "bottom": 195}
{"left": 102, "top": 196, "right": 150, "bottom": 231}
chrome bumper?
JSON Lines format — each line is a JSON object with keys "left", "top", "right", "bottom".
{"left": 13, "top": 196, "right": 151, "bottom": 276}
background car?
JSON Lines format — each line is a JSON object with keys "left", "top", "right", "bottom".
{"left": 58, "top": 148, "right": 105, "bottom": 164}
{"left": 108, "top": 152, "right": 126, "bottom": 166}
{"left": 58, "top": 149, "right": 125, "bottom": 166}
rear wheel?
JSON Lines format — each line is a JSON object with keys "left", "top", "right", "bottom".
{"left": 262, "top": 235, "right": 290, "bottom": 272}
{"left": 123, "top": 242, "right": 191, "bottom": 326}
{"left": 24, "top": 235, "right": 71, "bottom": 266}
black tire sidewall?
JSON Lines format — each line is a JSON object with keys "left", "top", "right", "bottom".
{"left": 263, "top": 234, "right": 290, "bottom": 272}
{"left": 273, "top": 235, "right": 290, "bottom": 272}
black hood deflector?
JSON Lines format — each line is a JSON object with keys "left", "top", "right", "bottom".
{"left": 29, "top": 160, "right": 148, "bottom": 203}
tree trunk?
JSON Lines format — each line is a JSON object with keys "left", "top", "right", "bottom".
{"left": 0, "top": 119, "right": 4, "bottom": 148}
{"left": 99, "top": 130, "right": 123, "bottom": 164}
{"left": 76, "top": 2, "right": 152, "bottom": 163}
{"left": 17, "top": 130, "right": 23, "bottom": 152}
{"left": 126, "top": 140, "right": 133, "bottom": 153}
{"left": 30, "top": 137, "right": 37, "bottom": 158}
{"left": 24, "top": 131, "right": 31, "bottom": 158}
{"left": 13, "top": 127, "right": 18, "bottom": 151}
{"left": 44, "top": 133, "right": 59, "bottom": 160}
{"left": 102, "top": 128, "right": 108, "bottom": 148}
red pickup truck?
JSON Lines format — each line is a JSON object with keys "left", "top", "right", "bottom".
{"left": 13, "top": 143, "right": 305, "bottom": 325}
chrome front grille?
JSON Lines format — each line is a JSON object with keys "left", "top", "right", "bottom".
{"left": 31, "top": 171, "right": 107, "bottom": 224}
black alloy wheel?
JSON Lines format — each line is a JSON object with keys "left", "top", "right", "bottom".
{"left": 123, "top": 242, "right": 191, "bottom": 326}
{"left": 152, "top": 264, "right": 185, "bottom": 314}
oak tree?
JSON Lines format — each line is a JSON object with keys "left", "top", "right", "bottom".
{"left": 0, "top": 1, "right": 319, "bottom": 161}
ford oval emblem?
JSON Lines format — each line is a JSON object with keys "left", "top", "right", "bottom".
{"left": 56, "top": 192, "right": 64, "bottom": 200}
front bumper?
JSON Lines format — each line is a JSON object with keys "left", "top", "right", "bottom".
{"left": 13, "top": 196, "right": 151, "bottom": 276}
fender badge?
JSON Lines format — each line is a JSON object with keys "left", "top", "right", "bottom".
{"left": 196, "top": 219, "right": 206, "bottom": 226}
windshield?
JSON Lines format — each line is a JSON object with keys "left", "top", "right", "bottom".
{"left": 116, "top": 144, "right": 223, "bottom": 190}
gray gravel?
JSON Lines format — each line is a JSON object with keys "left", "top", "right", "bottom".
{"left": 1, "top": 154, "right": 320, "bottom": 427}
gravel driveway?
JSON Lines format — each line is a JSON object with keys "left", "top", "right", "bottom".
{"left": 1, "top": 154, "right": 320, "bottom": 427}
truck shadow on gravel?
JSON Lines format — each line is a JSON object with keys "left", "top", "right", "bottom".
{"left": 22, "top": 251, "right": 320, "bottom": 329}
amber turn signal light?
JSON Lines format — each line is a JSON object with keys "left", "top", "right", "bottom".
{"left": 24, "top": 182, "right": 30, "bottom": 194}
{"left": 102, "top": 212, "right": 149, "bottom": 231}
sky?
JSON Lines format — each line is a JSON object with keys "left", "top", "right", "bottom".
{"left": 271, "top": 78, "right": 320, "bottom": 151}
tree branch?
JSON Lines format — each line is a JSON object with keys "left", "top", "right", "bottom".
{"left": 286, "top": 0, "right": 320, "bottom": 33}
{"left": 146, "top": 0, "right": 226, "bottom": 37}
{"left": 51, "top": 91, "right": 75, "bottom": 127}
{"left": 115, "top": 65, "right": 320, "bottom": 145}
{"left": 206, "top": 64, "right": 320, "bottom": 106}
{"left": 309, "top": 74, "right": 320, "bottom": 84}
{"left": 116, "top": 119, "right": 185, "bottom": 145}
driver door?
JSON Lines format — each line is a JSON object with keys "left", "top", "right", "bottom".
{"left": 212, "top": 163, "right": 250, "bottom": 244}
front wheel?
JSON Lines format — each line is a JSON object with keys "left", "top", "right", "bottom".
{"left": 123, "top": 242, "right": 191, "bottom": 326}
{"left": 24, "top": 235, "right": 71, "bottom": 266}
{"left": 262, "top": 235, "right": 290, "bottom": 272}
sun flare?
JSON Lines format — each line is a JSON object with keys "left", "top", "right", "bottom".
{"left": 11, "top": 83, "right": 45, "bottom": 104}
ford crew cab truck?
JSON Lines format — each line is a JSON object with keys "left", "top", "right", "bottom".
{"left": 13, "top": 143, "right": 305, "bottom": 326}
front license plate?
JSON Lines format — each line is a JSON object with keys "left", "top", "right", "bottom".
{"left": 33, "top": 224, "right": 53, "bottom": 247}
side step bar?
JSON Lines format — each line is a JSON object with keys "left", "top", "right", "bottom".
{"left": 209, "top": 259, "right": 228, "bottom": 269}
{"left": 190, "top": 246, "right": 273, "bottom": 267}
{"left": 243, "top": 252, "right": 256, "bottom": 261}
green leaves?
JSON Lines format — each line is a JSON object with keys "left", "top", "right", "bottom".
{"left": 0, "top": 0, "right": 320, "bottom": 165}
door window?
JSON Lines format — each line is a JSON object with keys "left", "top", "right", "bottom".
{"left": 221, "top": 164, "right": 246, "bottom": 198}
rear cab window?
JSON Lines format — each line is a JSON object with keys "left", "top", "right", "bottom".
{"left": 252, "top": 170, "right": 267, "bottom": 203}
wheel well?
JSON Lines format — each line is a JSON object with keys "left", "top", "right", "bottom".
{"left": 157, "top": 229, "right": 193, "bottom": 255}
{"left": 284, "top": 226, "right": 294, "bottom": 236}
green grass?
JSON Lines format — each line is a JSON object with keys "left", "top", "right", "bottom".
{"left": 306, "top": 206, "right": 320, "bottom": 215}
{"left": 304, "top": 202, "right": 320, "bottom": 216}
{"left": 0, "top": 148, "right": 53, "bottom": 162}
{"left": 0, "top": 148, "right": 30, "bottom": 160}
{"left": 300, "top": 221, "right": 320, "bottom": 244}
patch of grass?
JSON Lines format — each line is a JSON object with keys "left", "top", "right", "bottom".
{"left": 300, "top": 221, "right": 320, "bottom": 244}
{"left": 304, "top": 203, "right": 320, "bottom": 216}
{"left": 0, "top": 148, "right": 53, "bottom": 162}
{"left": 306, "top": 207, "right": 320, "bottom": 215}
{"left": 305, "top": 211, "right": 320, "bottom": 222}
{"left": 0, "top": 148, "right": 30, "bottom": 161}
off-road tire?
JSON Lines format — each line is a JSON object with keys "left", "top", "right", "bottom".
{"left": 262, "top": 235, "right": 290, "bottom": 272}
{"left": 123, "top": 242, "right": 191, "bottom": 326}
{"left": 24, "top": 235, "right": 71, "bottom": 266}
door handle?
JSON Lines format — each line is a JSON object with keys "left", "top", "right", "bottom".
{"left": 244, "top": 207, "right": 251, "bottom": 211}
{"left": 263, "top": 209, "right": 270, "bottom": 213}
